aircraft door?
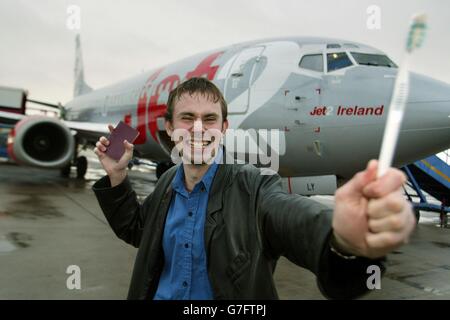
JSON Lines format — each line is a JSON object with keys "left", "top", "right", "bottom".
{"left": 281, "top": 51, "right": 324, "bottom": 169}
{"left": 225, "top": 46, "right": 265, "bottom": 114}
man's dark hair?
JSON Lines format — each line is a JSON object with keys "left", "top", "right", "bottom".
{"left": 165, "top": 77, "right": 228, "bottom": 122}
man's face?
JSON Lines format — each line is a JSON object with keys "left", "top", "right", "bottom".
{"left": 165, "top": 92, "right": 228, "bottom": 165}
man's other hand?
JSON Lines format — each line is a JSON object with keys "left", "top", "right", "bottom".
{"left": 332, "top": 160, "right": 416, "bottom": 259}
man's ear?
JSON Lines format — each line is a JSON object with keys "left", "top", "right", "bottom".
{"left": 222, "top": 119, "right": 229, "bottom": 133}
{"left": 165, "top": 120, "right": 173, "bottom": 137}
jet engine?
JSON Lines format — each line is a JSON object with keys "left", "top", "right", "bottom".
{"left": 7, "top": 116, "right": 75, "bottom": 168}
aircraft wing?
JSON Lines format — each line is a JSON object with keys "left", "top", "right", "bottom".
{"left": 0, "top": 110, "right": 109, "bottom": 142}
{"left": 0, "top": 111, "right": 24, "bottom": 125}
{"left": 63, "top": 120, "right": 110, "bottom": 142}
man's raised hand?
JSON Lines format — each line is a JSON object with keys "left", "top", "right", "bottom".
{"left": 94, "top": 124, "right": 134, "bottom": 187}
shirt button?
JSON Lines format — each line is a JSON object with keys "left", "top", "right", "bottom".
{"left": 184, "top": 243, "right": 189, "bottom": 248}
{"left": 188, "top": 211, "right": 193, "bottom": 217}
{"left": 201, "top": 186, "right": 205, "bottom": 192}
{"left": 182, "top": 281, "right": 188, "bottom": 287}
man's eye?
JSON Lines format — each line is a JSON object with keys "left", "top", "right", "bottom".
{"left": 205, "top": 118, "right": 216, "bottom": 122}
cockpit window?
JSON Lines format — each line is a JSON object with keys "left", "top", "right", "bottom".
{"left": 299, "top": 54, "right": 323, "bottom": 72}
{"left": 351, "top": 52, "right": 397, "bottom": 68}
{"left": 327, "top": 52, "right": 353, "bottom": 72}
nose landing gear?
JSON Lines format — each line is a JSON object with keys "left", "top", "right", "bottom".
{"left": 156, "top": 161, "right": 174, "bottom": 179}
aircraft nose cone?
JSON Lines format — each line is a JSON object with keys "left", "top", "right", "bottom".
{"left": 396, "top": 73, "right": 450, "bottom": 164}
{"left": 405, "top": 73, "right": 450, "bottom": 129}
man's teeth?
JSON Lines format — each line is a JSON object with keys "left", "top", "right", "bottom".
{"left": 190, "top": 141, "right": 211, "bottom": 147}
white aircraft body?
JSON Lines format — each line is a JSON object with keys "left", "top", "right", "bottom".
{"left": 1, "top": 36, "right": 449, "bottom": 194}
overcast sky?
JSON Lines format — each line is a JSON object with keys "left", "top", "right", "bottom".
{"left": 0, "top": 0, "right": 449, "bottom": 104}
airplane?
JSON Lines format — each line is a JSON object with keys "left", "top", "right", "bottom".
{"left": 1, "top": 35, "right": 449, "bottom": 195}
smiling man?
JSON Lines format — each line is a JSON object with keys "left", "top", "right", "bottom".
{"left": 92, "top": 77, "right": 415, "bottom": 300}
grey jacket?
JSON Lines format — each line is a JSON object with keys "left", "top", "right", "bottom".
{"left": 92, "top": 162, "right": 384, "bottom": 299}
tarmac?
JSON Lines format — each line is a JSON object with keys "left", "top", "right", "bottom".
{"left": 0, "top": 150, "right": 449, "bottom": 300}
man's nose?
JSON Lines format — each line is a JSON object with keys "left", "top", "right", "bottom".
{"left": 193, "top": 119, "right": 204, "bottom": 132}
{"left": 193, "top": 119, "right": 204, "bottom": 139}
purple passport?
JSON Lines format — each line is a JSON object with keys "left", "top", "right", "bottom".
{"left": 105, "top": 121, "right": 140, "bottom": 161}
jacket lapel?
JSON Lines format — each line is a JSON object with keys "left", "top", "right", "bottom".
{"left": 204, "top": 164, "right": 232, "bottom": 254}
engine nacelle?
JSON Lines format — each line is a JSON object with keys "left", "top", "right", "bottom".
{"left": 7, "top": 116, "right": 75, "bottom": 168}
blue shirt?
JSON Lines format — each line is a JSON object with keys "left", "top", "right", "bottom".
{"left": 154, "top": 150, "right": 222, "bottom": 300}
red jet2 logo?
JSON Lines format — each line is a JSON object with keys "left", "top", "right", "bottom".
{"left": 310, "top": 105, "right": 384, "bottom": 116}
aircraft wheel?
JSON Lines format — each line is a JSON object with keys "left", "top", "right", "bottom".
{"left": 156, "top": 161, "right": 174, "bottom": 179}
{"left": 127, "top": 158, "right": 139, "bottom": 170}
{"left": 413, "top": 208, "right": 420, "bottom": 224}
{"left": 76, "top": 156, "right": 88, "bottom": 179}
{"left": 60, "top": 163, "right": 71, "bottom": 177}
